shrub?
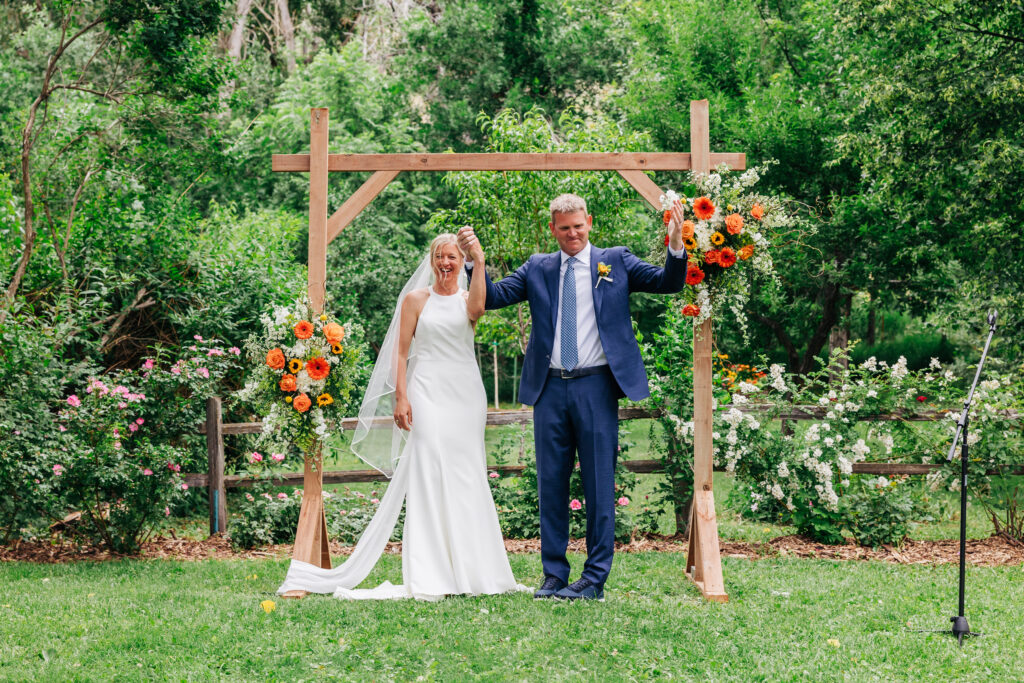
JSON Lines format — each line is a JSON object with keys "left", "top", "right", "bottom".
{"left": 843, "top": 476, "right": 915, "bottom": 547}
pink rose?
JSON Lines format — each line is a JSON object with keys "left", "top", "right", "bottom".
{"left": 113, "top": 441, "right": 122, "bottom": 450}
{"left": 136, "top": 418, "right": 145, "bottom": 425}
{"left": 118, "top": 401, "right": 128, "bottom": 409}
{"left": 167, "top": 463, "right": 181, "bottom": 472}
{"left": 277, "top": 492, "right": 288, "bottom": 500}
{"left": 164, "top": 507, "right": 170, "bottom": 517}
{"left": 143, "top": 359, "right": 155, "bottom": 370}
{"left": 229, "top": 347, "right": 241, "bottom": 355}
{"left": 59, "top": 425, "right": 67, "bottom": 432}
{"left": 617, "top": 497, "right": 630, "bottom": 506}
{"left": 197, "top": 367, "right": 210, "bottom": 379}
{"left": 66, "top": 395, "right": 81, "bottom": 407}
{"left": 250, "top": 452, "right": 263, "bottom": 463}
{"left": 371, "top": 498, "right": 380, "bottom": 504}
{"left": 129, "top": 423, "right": 138, "bottom": 433}
{"left": 142, "top": 469, "right": 153, "bottom": 476}
{"left": 171, "top": 366, "right": 181, "bottom": 375}
{"left": 569, "top": 499, "right": 582, "bottom": 511}
{"left": 489, "top": 472, "right": 499, "bottom": 479}
{"left": 181, "top": 483, "right": 189, "bottom": 491}
{"left": 193, "top": 335, "right": 203, "bottom": 341}
{"left": 270, "top": 453, "right": 285, "bottom": 462}
{"left": 53, "top": 464, "right": 64, "bottom": 475}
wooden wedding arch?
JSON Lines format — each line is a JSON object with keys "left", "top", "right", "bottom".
{"left": 273, "top": 101, "right": 743, "bottom": 602}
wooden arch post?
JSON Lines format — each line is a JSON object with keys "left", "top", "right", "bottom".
{"left": 273, "top": 102, "right": 738, "bottom": 601}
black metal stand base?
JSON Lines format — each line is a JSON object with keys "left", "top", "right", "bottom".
{"left": 950, "top": 616, "right": 981, "bottom": 646}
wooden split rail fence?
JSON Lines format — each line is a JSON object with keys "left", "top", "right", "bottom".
{"left": 188, "top": 398, "right": 1021, "bottom": 534}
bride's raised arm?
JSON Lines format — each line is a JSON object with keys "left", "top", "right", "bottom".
{"left": 464, "top": 230, "right": 486, "bottom": 323}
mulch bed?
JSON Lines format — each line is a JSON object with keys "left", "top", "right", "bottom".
{"left": 2, "top": 533, "right": 1022, "bottom": 567}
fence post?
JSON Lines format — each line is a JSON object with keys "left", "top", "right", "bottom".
{"left": 206, "top": 397, "right": 227, "bottom": 535}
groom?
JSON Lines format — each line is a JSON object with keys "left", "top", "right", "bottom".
{"left": 458, "top": 193, "right": 687, "bottom": 601}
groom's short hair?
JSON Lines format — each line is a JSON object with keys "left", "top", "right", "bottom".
{"left": 549, "top": 193, "right": 588, "bottom": 221}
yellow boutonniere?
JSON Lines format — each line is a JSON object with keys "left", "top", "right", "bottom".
{"left": 595, "top": 262, "right": 613, "bottom": 289}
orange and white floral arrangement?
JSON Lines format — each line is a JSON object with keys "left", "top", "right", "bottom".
{"left": 658, "top": 163, "right": 790, "bottom": 328}
{"left": 240, "top": 298, "right": 362, "bottom": 459}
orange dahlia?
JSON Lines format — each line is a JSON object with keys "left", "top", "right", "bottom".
{"left": 750, "top": 203, "right": 765, "bottom": 220}
{"left": 693, "top": 196, "right": 715, "bottom": 221}
{"left": 266, "top": 348, "right": 285, "bottom": 370}
{"left": 725, "top": 213, "right": 744, "bottom": 235}
{"left": 293, "top": 320, "right": 314, "bottom": 339}
{"left": 323, "top": 322, "right": 345, "bottom": 344}
{"left": 738, "top": 244, "right": 755, "bottom": 261}
{"left": 719, "top": 247, "right": 737, "bottom": 268}
{"left": 293, "top": 393, "right": 311, "bottom": 413}
{"left": 279, "top": 373, "right": 297, "bottom": 392}
{"left": 682, "top": 304, "right": 701, "bottom": 317}
{"left": 681, "top": 220, "right": 695, "bottom": 240}
{"left": 306, "top": 357, "right": 330, "bottom": 381}
{"left": 685, "top": 265, "right": 705, "bottom": 286}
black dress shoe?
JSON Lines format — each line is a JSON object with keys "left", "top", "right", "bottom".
{"left": 533, "top": 576, "right": 567, "bottom": 599}
{"left": 554, "top": 577, "right": 604, "bottom": 601}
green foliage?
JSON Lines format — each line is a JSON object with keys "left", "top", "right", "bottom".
{"left": 228, "top": 486, "right": 402, "bottom": 550}
{"left": 843, "top": 477, "right": 916, "bottom": 548}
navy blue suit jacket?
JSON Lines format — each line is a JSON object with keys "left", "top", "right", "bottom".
{"left": 480, "top": 246, "right": 687, "bottom": 405}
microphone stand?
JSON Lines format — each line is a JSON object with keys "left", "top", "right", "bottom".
{"left": 942, "top": 310, "right": 997, "bottom": 646}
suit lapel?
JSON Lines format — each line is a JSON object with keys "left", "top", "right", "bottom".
{"left": 590, "top": 245, "right": 604, "bottom": 319}
{"left": 544, "top": 251, "right": 561, "bottom": 330}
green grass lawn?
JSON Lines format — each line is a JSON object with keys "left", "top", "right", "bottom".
{"left": 2, "top": 553, "right": 1022, "bottom": 681}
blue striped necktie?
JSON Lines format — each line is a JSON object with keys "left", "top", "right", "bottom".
{"left": 561, "top": 256, "right": 578, "bottom": 371}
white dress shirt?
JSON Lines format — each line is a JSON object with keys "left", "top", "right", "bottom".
{"left": 551, "top": 243, "right": 607, "bottom": 370}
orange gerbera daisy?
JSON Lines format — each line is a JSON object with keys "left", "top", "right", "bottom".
{"left": 685, "top": 265, "right": 706, "bottom": 286}
{"left": 704, "top": 249, "right": 721, "bottom": 265}
{"left": 693, "top": 196, "right": 715, "bottom": 221}
{"left": 293, "top": 393, "right": 311, "bottom": 413}
{"left": 681, "top": 220, "right": 695, "bottom": 240}
{"left": 266, "top": 348, "right": 285, "bottom": 370}
{"left": 305, "top": 357, "right": 330, "bottom": 381}
{"left": 323, "top": 322, "right": 345, "bottom": 344}
{"left": 662, "top": 210, "right": 672, "bottom": 226}
{"left": 293, "top": 320, "right": 314, "bottom": 339}
{"left": 738, "top": 244, "right": 755, "bottom": 260}
{"left": 750, "top": 203, "right": 765, "bottom": 220}
{"left": 725, "top": 213, "right": 744, "bottom": 235}
{"left": 279, "top": 373, "right": 297, "bottom": 392}
{"left": 719, "top": 247, "right": 737, "bottom": 268}
{"left": 681, "top": 304, "right": 701, "bottom": 317}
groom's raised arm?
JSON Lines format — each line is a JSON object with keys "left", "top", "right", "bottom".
{"left": 469, "top": 259, "right": 530, "bottom": 310}
{"left": 623, "top": 247, "right": 687, "bottom": 294}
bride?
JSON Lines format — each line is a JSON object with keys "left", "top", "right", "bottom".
{"left": 277, "top": 233, "right": 526, "bottom": 600}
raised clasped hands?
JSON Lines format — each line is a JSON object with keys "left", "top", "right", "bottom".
{"left": 457, "top": 225, "right": 484, "bottom": 262}
{"left": 665, "top": 199, "right": 685, "bottom": 252}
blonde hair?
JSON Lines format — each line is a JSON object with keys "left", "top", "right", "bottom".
{"left": 429, "top": 233, "right": 463, "bottom": 274}
{"left": 549, "top": 193, "right": 588, "bottom": 222}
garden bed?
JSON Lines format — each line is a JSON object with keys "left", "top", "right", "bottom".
{"left": 4, "top": 533, "right": 1022, "bottom": 567}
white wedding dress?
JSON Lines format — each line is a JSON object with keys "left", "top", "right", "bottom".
{"left": 277, "top": 288, "right": 526, "bottom": 600}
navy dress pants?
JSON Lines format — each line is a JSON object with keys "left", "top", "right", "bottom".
{"left": 533, "top": 370, "right": 619, "bottom": 586}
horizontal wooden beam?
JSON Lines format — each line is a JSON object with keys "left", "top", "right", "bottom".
{"left": 272, "top": 152, "right": 747, "bottom": 173}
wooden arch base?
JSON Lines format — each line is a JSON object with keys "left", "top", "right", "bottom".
{"left": 273, "top": 101, "right": 738, "bottom": 601}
